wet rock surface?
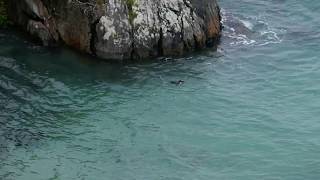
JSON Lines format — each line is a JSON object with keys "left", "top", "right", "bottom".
{"left": 8, "top": 0, "right": 221, "bottom": 61}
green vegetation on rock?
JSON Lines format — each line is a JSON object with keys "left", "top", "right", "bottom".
{"left": 0, "top": 0, "right": 8, "bottom": 26}
{"left": 96, "top": 0, "right": 105, "bottom": 7}
{"left": 124, "top": 0, "right": 138, "bottom": 25}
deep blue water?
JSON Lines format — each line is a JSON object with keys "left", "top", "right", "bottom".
{"left": 1, "top": 0, "right": 320, "bottom": 179}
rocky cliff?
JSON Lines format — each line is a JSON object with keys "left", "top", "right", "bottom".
{"left": 8, "top": 0, "right": 221, "bottom": 61}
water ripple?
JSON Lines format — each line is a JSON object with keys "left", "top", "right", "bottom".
{"left": 1, "top": 0, "right": 320, "bottom": 179}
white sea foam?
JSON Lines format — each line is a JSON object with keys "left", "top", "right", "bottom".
{"left": 239, "top": 19, "right": 254, "bottom": 30}
{"left": 221, "top": 9, "right": 284, "bottom": 47}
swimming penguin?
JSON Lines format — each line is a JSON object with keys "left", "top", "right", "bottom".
{"left": 170, "top": 80, "right": 185, "bottom": 85}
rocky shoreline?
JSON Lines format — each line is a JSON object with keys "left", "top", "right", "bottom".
{"left": 8, "top": 0, "right": 222, "bottom": 61}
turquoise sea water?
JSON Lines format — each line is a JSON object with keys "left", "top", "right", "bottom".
{"left": 1, "top": 0, "right": 320, "bottom": 179}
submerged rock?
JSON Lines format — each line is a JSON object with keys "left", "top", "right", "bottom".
{"left": 8, "top": 0, "right": 221, "bottom": 61}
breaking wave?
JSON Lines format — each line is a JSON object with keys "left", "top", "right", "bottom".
{"left": 220, "top": 9, "right": 285, "bottom": 47}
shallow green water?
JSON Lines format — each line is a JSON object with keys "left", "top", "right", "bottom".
{"left": 1, "top": 0, "right": 320, "bottom": 179}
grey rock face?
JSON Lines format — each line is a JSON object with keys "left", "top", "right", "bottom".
{"left": 8, "top": 0, "right": 221, "bottom": 61}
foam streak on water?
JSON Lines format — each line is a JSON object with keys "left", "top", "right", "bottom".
{"left": 1, "top": 0, "right": 320, "bottom": 179}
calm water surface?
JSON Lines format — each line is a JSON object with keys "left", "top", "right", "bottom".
{"left": 1, "top": 0, "right": 320, "bottom": 179}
